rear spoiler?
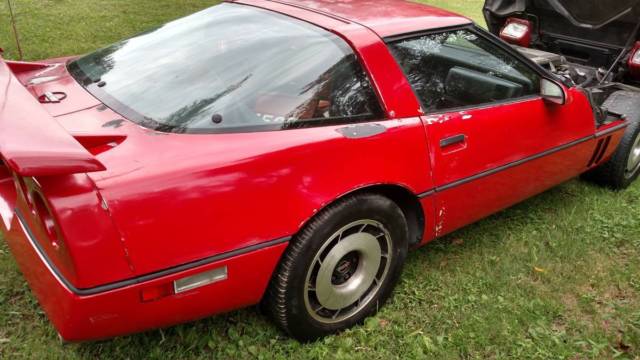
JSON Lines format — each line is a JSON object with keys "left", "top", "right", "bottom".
{"left": 0, "top": 56, "right": 105, "bottom": 177}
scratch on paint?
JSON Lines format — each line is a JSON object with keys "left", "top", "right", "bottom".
{"left": 423, "top": 116, "right": 440, "bottom": 125}
{"left": 423, "top": 114, "right": 456, "bottom": 125}
{"left": 435, "top": 206, "right": 446, "bottom": 237}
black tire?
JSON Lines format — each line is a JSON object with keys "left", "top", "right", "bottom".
{"left": 263, "top": 193, "right": 409, "bottom": 341}
{"left": 584, "top": 91, "right": 640, "bottom": 190}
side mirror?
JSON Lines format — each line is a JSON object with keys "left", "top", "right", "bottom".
{"left": 541, "top": 78, "right": 566, "bottom": 105}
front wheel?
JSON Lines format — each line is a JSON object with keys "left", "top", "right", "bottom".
{"left": 264, "top": 193, "right": 408, "bottom": 341}
{"left": 586, "top": 122, "right": 640, "bottom": 190}
{"left": 584, "top": 91, "right": 640, "bottom": 189}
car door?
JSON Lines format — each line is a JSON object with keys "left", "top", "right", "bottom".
{"left": 388, "top": 27, "right": 597, "bottom": 236}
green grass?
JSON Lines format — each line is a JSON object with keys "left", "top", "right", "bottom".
{"left": 1, "top": 1, "right": 639, "bottom": 359}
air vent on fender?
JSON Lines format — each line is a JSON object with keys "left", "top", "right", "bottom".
{"left": 588, "top": 136, "right": 612, "bottom": 167}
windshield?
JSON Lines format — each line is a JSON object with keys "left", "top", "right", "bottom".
{"left": 68, "top": 3, "right": 382, "bottom": 134}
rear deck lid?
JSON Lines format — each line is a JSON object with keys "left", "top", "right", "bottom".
{"left": 0, "top": 56, "right": 105, "bottom": 177}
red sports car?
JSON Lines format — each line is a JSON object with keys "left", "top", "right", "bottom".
{"left": 1, "top": 0, "right": 639, "bottom": 342}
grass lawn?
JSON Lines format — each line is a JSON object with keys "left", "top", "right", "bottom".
{"left": 1, "top": 1, "right": 639, "bottom": 359}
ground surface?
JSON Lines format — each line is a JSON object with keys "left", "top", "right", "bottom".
{"left": 1, "top": 0, "right": 639, "bottom": 359}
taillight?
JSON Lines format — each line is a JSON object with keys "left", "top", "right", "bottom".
{"left": 500, "top": 18, "right": 532, "bottom": 47}
{"left": 627, "top": 42, "right": 640, "bottom": 79}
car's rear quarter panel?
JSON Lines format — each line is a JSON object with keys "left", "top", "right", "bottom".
{"left": 93, "top": 119, "right": 434, "bottom": 276}
{"left": 2, "top": 210, "right": 287, "bottom": 340}
{"left": 22, "top": 174, "right": 135, "bottom": 288}
{"left": 87, "top": 1, "right": 437, "bottom": 278}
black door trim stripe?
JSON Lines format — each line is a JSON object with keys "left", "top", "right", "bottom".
{"left": 418, "top": 127, "right": 628, "bottom": 199}
{"left": 596, "top": 122, "right": 628, "bottom": 138}
{"left": 436, "top": 135, "right": 594, "bottom": 192}
{"left": 15, "top": 209, "right": 290, "bottom": 296}
{"left": 417, "top": 190, "right": 436, "bottom": 198}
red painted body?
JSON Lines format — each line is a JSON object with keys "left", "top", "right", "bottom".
{"left": 0, "top": 0, "right": 627, "bottom": 341}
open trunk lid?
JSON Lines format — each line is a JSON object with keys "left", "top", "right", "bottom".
{"left": 484, "top": 0, "right": 640, "bottom": 68}
{"left": 0, "top": 56, "right": 105, "bottom": 177}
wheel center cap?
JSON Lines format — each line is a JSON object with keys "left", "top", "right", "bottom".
{"left": 332, "top": 252, "right": 359, "bottom": 285}
{"left": 314, "top": 232, "right": 382, "bottom": 310}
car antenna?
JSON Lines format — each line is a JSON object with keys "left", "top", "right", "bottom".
{"left": 6, "top": 0, "right": 24, "bottom": 60}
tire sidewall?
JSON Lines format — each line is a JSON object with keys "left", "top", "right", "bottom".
{"left": 285, "top": 195, "right": 409, "bottom": 340}
{"left": 622, "top": 124, "right": 640, "bottom": 182}
{"left": 616, "top": 122, "right": 640, "bottom": 188}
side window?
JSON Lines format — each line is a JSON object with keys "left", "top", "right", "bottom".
{"left": 388, "top": 29, "right": 541, "bottom": 113}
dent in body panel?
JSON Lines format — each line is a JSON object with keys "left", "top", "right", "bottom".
{"left": 435, "top": 205, "right": 446, "bottom": 238}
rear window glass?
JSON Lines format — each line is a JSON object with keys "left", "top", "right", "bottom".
{"left": 68, "top": 4, "right": 382, "bottom": 134}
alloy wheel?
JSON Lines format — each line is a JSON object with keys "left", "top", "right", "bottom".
{"left": 303, "top": 219, "right": 392, "bottom": 324}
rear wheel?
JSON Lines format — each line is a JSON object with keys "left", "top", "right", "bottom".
{"left": 264, "top": 193, "right": 408, "bottom": 341}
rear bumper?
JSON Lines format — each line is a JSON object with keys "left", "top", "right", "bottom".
{"left": 1, "top": 186, "right": 287, "bottom": 341}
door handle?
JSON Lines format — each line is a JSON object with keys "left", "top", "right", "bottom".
{"left": 440, "top": 134, "right": 466, "bottom": 148}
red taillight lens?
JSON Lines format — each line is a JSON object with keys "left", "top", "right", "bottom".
{"left": 500, "top": 18, "right": 532, "bottom": 47}
{"left": 627, "top": 42, "right": 640, "bottom": 78}
{"left": 140, "top": 283, "right": 174, "bottom": 303}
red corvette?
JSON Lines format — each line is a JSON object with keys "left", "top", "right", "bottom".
{"left": 1, "top": 0, "right": 639, "bottom": 342}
